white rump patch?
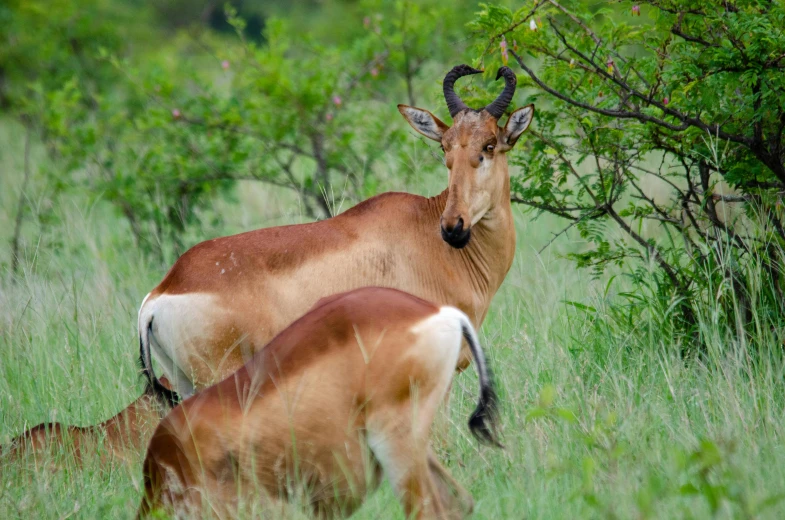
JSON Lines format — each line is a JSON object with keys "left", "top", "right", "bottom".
{"left": 408, "top": 306, "right": 466, "bottom": 376}
{"left": 140, "top": 293, "right": 225, "bottom": 396}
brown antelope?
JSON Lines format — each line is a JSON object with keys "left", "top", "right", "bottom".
{"left": 139, "top": 65, "right": 534, "bottom": 402}
{"left": 137, "top": 287, "right": 501, "bottom": 519}
{"left": 3, "top": 378, "right": 170, "bottom": 467}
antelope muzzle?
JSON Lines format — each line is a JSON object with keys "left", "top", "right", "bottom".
{"left": 441, "top": 216, "right": 471, "bottom": 249}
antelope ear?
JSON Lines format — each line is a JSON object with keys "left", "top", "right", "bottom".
{"left": 398, "top": 105, "right": 449, "bottom": 142}
{"left": 502, "top": 104, "right": 534, "bottom": 148}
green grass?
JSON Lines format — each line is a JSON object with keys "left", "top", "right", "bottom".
{"left": 2, "top": 116, "right": 785, "bottom": 519}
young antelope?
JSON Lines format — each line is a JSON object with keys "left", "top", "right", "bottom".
{"left": 138, "top": 287, "right": 501, "bottom": 519}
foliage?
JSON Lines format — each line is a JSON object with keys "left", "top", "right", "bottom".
{"left": 4, "top": 2, "right": 785, "bottom": 517}
{"left": 5, "top": 121, "right": 785, "bottom": 515}
{"left": 471, "top": 0, "right": 785, "bottom": 351}
{"left": 2, "top": 0, "right": 475, "bottom": 261}
{"left": 0, "top": 0, "right": 146, "bottom": 111}
{"left": 527, "top": 384, "right": 785, "bottom": 518}
{"left": 360, "top": 0, "right": 470, "bottom": 107}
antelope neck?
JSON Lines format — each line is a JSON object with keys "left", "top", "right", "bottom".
{"left": 426, "top": 181, "right": 516, "bottom": 307}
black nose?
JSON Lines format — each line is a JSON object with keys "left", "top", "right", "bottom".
{"left": 440, "top": 217, "right": 471, "bottom": 249}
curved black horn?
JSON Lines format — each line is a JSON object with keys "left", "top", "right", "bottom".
{"left": 443, "top": 64, "right": 483, "bottom": 118}
{"left": 484, "top": 66, "right": 517, "bottom": 119}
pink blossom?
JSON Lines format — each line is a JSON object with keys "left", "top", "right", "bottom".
{"left": 632, "top": 5, "right": 640, "bottom": 16}
{"left": 663, "top": 97, "right": 669, "bottom": 105}
{"left": 363, "top": 16, "right": 371, "bottom": 28}
{"left": 513, "top": 39, "right": 519, "bottom": 51}
{"left": 326, "top": 113, "right": 334, "bottom": 121}
{"left": 332, "top": 95, "right": 342, "bottom": 106}
{"left": 221, "top": 60, "right": 230, "bottom": 70}
{"left": 172, "top": 109, "right": 181, "bottom": 119}
{"left": 606, "top": 58, "right": 614, "bottom": 74}
{"left": 370, "top": 67, "right": 379, "bottom": 77}
{"left": 500, "top": 37, "right": 508, "bottom": 65}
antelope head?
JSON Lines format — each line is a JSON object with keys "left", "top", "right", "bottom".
{"left": 399, "top": 65, "right": 534, "bottom": 249}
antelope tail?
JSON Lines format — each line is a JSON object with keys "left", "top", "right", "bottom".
{"left": 458, "top": 315, "right": 503, "bottom": 448}
{"left": 139, "top": 315, "right": 180, "bottom": 408}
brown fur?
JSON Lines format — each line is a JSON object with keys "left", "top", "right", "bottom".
{"left": 141, "top": 103, "right": 534, "bottom": 396}
{"left": 4, "top": 378, "right": 171, "bottom": 468}
{"left": 138, "top": 288, "right": 491, "bottom": 519}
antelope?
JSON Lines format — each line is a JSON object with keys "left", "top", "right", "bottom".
{"left": 3, "top": 378, "right": 171, "bottom": 468}
{"left": 139, "top": 65, "right": 534, "bottom": 402}
{"left": 138, "top": 287, "right": 501, "bottom": 519}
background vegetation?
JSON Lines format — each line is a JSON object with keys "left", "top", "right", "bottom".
{"left": 2, "top": 0, "right": 785, "bottom": 518}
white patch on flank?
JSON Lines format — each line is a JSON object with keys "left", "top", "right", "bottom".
{"left": 139, "top": 292, "right": 194, "bottom": 394}
{"left": 366, "top": 429, "right": 405, "bottom": 487}
{"left": 138, "top": 292, "right": 151, "bottom": 323}
{"left": 407, "top": 307, "right": 467, "bottom": 435}
{"left": 409, "top": 306, "right": 466, "bottom": 349}
{"left": 434, "top": 306, "right": 488, "bottom": 391}
{"left": 139, "top": 293, "right": 223, "bottom": 397}
{"left": 410, "top": 306, "right": 476, "bottom": 375}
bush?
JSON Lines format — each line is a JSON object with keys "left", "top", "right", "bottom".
{"left": 3, "top": 0, "right": 475, "bottom": 262}
{"left": 471, "top": 0, "right": 785, "bottom": 351}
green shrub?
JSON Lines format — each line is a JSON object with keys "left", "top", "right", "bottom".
{"left": 3, "top": 0, "right": 475, "bottom": 262}
{"left": 471, "top": 0, "right": 785, "bottom": 352}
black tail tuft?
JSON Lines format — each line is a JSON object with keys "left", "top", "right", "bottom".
{"left": 461, "top": 320, "right": 503, "bottom": 448}
{"left": 467, "top": 371, "right": 503, "bottom": 448}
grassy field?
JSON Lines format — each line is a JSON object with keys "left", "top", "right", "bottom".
{"left": 2, "top": 109, "right": 785, "bottom": 520}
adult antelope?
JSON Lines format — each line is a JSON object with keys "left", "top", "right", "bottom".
{"left": 139, "top": 65, "right": 534, "bottom": 401}
{"left": 138, "top": 287, "right": 500, "bottom": 519}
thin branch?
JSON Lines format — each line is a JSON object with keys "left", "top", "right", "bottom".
{"left": 530, "top": 129, "right": 602, "bottom": 206}
{"left": 671, "top": 12, "right": 718, "bottom": 48}
{"left": 546, "top": 0, "right": 601, "bottom": 45}
{"left": 511, "top": 50, "right": 691, "bottom": 133}
{"left": 483, "top": 0, "right": 546, "bottom": 54}
{"left": 537, "top": 209, "right": 601, "bottom": 254}
{"left": 510, "top": 197, "right": 581, "bottom": 221}
{"left": 514, "top": 26, "right": 753, "bottom": 147}
{"left": 605, "top": 202, "right": 685, "bottom": 291}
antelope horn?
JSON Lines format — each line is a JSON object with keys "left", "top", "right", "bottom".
{"left": 484, "top": 66, "right": 517, "bottom": 119}
{"left": 443, "top": 64, "right": 483, "bottom": 118}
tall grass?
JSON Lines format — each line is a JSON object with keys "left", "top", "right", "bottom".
{"left": 2, "top": 117, "right": 785, "bottom": 519}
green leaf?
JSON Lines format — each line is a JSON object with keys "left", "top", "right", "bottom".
{"left": 538, "top": 384, "right": 557, "bottom": 408}
{"left": 562, "top": 300, "right": 597, "bottom": 313}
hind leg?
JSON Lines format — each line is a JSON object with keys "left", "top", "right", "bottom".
{"left": 366, "top": 424, "right": 442, "bottom": 518}
{"left": 366, "top": 309, "right": 468, "bottom": 518}
{"left": 368, "top": 425, "right": 471, "bottom": 518}
{"left": 427, "top": 452, "right": 473, "bottom": 518}
{"left": 367, "top": 390, "right": 466, "bottom": 519}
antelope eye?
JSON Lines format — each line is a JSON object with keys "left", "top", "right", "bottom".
{"left": 484, "top": 144, "right": 495, "bottom": 153}
{"left": 440, "top": 144, "right": 445, "bottom": 152}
